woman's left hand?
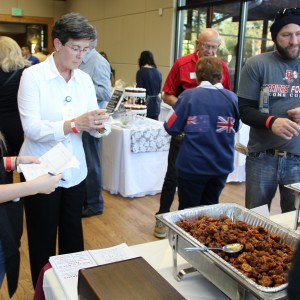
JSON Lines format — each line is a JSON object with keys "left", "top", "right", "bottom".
{"left": 71, "top": 109, "right": 110, "bottom": 132}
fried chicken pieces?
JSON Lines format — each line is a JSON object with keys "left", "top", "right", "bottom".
{"left": 176, "top": 216, "right": 294, "bottom": 287}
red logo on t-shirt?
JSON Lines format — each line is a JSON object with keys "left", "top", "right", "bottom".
{"left": 283, "top": 69, "right": 298, "bottom": 83}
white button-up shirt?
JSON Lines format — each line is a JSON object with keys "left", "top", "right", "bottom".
{"left": 18, "top": 54, "right": 104, "bottom": 188}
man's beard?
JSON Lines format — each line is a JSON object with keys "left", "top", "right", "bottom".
{"left": 275, "top": 41, "right": 300, "bottom": 60}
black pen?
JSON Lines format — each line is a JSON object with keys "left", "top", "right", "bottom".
{"left": 48, "top": 172, "right": 66, "bottom": 181}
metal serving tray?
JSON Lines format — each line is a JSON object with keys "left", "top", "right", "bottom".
{"left": 157, "top": 203, "right": 300, "bottom": 300}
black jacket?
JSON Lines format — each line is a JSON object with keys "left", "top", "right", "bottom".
{"left": 0, "top": 144, "right": 23, "bottom": 297}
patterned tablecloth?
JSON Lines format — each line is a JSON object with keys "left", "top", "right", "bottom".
{"left": 130, "top": 121, "right": 170, "bottom": 153}
{"left": 113, "top": 116, "right": 171, "bottom": 153}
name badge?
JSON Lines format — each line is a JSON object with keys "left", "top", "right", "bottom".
{"left": 259, "top": 86, "right": 269, "bottom": 114}
{"left": 62, "top": 104, "right": 75, "bottom": 120}
{"left": 62, "top": 96, "right": 75, "bottom": 120}
{"left": 190, "top": 72, "right": 196, "bottom": 79}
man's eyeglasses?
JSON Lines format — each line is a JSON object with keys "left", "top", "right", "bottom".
{"left": 274, "top": 7, "right": 300, "bottom": 21}
{"left": 64, "top": 43, "right": 90, "bottom": 54}
{"left": 200, "top": 43, "right": 219, "bottom": 51}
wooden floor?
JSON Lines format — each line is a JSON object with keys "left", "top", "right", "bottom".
{"left": 0, "top": 182, "right": 281, "bottom": 300}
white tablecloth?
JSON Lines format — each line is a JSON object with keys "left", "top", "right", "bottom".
{"left": 100, "top": 118, "right": 169, "bottom": 197}
{"left": 43, "top": 239, "right": 229, "bottom": 300}
{"left": 42, "top": 210, "right": 299, "bottom": 300}
{"left": 270, "top": 210, "right": 300, "bottom": 233}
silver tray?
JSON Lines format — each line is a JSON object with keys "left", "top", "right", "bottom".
{"left": 157, "top": 203, "right": 300, "bottom": 300}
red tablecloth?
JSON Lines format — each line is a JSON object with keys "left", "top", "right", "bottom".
{"left": 33, "top": 262, "right": 52, "bottom": 300}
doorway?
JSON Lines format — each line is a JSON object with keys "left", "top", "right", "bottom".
{"left": 0, "top": 14, "right": 54, "bottom": 52}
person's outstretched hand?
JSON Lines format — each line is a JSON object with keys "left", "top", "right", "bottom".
{"left": 30, "top": 173, "right": 62, "bottom": 194}
{"left": 271, "top": 117, "right": 300, "bottom": 140}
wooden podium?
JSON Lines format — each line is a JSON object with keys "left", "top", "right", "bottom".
{"left": 78, "top": 257, "right": 185, "bottom": 300}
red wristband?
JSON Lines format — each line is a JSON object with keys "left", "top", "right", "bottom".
{"left": 265, "top": 116, "right": 274, "bottom": 129}
{"left": 70, "top": 118, "right": 79, "bottom": 133}
{"left": 5, "top": 157, "right": 12, "bottom": 171}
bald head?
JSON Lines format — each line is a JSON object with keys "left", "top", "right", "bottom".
{"left": 198, "top": 28, "right": 220, "bottom": 43}
{"left": 196, "top": 28, "right": 221, "bottom": 57}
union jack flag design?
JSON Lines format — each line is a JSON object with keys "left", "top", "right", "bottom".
{"left": 187, "top": 116, "right": 198, "bottom": 125}
{"left": 216, "top": 116, "right": 235, "bottom": 133}
{"left": 186, "top": 115, "right": 209, "bottom": 132}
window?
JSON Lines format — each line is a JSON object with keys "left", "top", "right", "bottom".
{"left": 176, "top": 0, "right": 295, "bottom": 91}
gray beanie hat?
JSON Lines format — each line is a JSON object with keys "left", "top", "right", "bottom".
{"left": 270, "top": 8, "right": 300, "bottom": 41}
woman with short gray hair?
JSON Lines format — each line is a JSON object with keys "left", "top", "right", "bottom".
{"left": 18, "top": 12, "right": 111, "bottom": 287}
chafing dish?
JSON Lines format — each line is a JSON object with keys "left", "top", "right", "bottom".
{"left": 157, "top": 203, "right": 300, "bottom": 300}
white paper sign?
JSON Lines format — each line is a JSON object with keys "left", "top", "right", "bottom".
{"left": 49, "top": 243, "right": 137, "bottom": 300}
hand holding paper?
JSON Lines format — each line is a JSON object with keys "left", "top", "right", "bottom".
{"left": 19, "top": 142, "right": 80, "bottom": 181}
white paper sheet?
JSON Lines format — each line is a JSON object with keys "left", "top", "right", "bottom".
{"left": 19, "top": 142, "right": 80, "bottom": 181}
{"left": 49, "top": 243, "right": 137, "bottom": 300}
{"left": 89, "top": 243, "right": 138, "bottom": 265}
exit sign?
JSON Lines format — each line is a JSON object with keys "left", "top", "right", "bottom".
{"left": 12, "top": 8, "right": 23, "bottom": 17}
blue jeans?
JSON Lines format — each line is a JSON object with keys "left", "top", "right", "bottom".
{"left": 246, "top": 152, "right": 300, "bottom": 213}
{"left": 82, "top": 132, "right": 104, "bottom": 212}
{"left": 0, "top": 240, "right": 5, "bottom": 289}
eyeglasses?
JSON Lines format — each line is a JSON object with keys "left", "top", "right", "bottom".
{"left": 274, "top": 7, "right": 300, "bottom": 21}
{"left": 64, "top": 43, "right": 90, "bottom": 54}
{"left": 200, "top": 43, "right": 219, "bottom": 51}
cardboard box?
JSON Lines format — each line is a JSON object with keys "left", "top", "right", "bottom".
{"left": 78, "top": 257, "right": 185, "bottom": 300}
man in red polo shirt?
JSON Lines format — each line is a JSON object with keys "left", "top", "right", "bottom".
{"left": 154, "top": 28, "right": 231, "bottom": 238}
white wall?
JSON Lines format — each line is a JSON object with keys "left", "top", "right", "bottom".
{"left": 0, "top": 0, "right": 66, "bottom": 19}
{"left": 0, "top": 0, "right": 176, "bottom": 86}
{"left": 66, "top": 0, "right": 176, "bottom": 87}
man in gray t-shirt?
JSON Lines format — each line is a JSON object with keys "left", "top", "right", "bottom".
{"left": 238, "top": 8, "right": 300, "bottom": 213}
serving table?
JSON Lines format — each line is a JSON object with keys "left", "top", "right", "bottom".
{"left": 100, "top": 117, "right": 169, "bottom": 197}
{"left": 37, "top": 210, "right": 299, "bottom": 300}
{"left": 42, "top": 239, "right": 229, "bottom": 300}
{"left": 270, "top": 210, "right": 300, "bottom": 233}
